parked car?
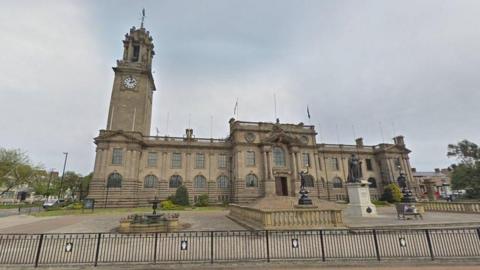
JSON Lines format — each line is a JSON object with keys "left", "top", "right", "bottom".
{"left": 42, "top": 199, "right": 66, "bottom": 209}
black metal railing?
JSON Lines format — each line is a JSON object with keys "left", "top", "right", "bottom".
{"left": 1, "top": 228, "right": 479, "bottom": 267}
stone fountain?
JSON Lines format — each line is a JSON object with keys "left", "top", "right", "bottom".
{"left": 118, "top": 197, "right": 181, "bottom": 233}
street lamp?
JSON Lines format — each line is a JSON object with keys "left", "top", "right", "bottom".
{"left": 58, "top": 152, "right": 68, "bottom": 199}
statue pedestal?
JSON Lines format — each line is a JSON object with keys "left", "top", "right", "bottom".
{"left": 344, "top": 182, "right": 377, "bottom": 217}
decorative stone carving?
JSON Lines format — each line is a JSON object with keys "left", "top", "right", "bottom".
{"left": 244, "top": 132, "right": 256, "bottom": 143}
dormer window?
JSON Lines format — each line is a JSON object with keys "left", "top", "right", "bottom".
{"left": 132, "top": 45, "right": 140, "bottom": 62}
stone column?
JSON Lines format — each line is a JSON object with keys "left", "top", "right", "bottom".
{"left": 262, "top": 146, "right": 275, "bottom": 196}
{"left": 185, "top": 153, "right": 191, "bottom": 182}
{"left": 290, "top": 146, "right": 299, "bottom": 196}
{"left": 313, "top": 152, "right": 321, "bottom": 197}
{"left": 161, "top": 152, "right": 168, "bottom": 180}
{"left": 268, "top": 150, "right": 274, "bottom": 180}
{"left": 262, "top": 150, "right": 268, "bottom": 180}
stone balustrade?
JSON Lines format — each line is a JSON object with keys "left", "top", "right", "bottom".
{"left": 421, "top": 202, "right": 480, "bottom": 213}
{"left": 229, "top": 204, "right": 343, "bottom": 229}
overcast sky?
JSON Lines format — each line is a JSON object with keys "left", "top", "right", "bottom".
{"left": 1, "top": 0, "right": 480, "bottom": 175}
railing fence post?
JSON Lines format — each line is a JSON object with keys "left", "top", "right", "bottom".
{"left": 94, "top": 233, "right": 102, "bottom": 267}
{"left": 372, "top": 229, "right": 381, "bottom": 261}
{"left": 154, "top": 233, "right": 158, "bottom": 264}
{"left": 425, "top": 229, "right": 435, "bottom": 260}
{"left": 320, "top": 230, "right": 325, "bottom": 262}
{"left": 34, "top": 234, "right": 44, "bottom": 268}
{"left": 210, "top": 231, "right": 214, "bottom": 264}
{"left": 265, "top": 230, "right": 270, "bottom": 262}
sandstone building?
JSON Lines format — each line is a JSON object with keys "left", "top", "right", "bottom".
{"left": 88, "top": 24, "right": 417, "bottom": 207}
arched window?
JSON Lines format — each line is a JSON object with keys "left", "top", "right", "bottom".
{"left": 107, "top": 172, "right": 122, "bottom": 188}
{"left": 273, "top": 146, "right": 286, "bottom": 167}
{"left": 144, "top": 175, "right": 157, "bottom": 188}
{"left": 217, "top": 175, "right": 229, "bottom": 189}
{"left": 194, "top": 175, "right": 207, "bottom": 189}
{"left": 303, "top": 174, "right": 314, "bottom": 187}
{"left": 169, "top": 175, "right": 183, "bottom": 188}
{"left": 332, "top": 177, "right": 343, "bottom": 188}
{"left": 368, "top": 177, "right": 377, "bottom": 188}
{"left": 246, "top": 174, "right": 258, "bottom": 187}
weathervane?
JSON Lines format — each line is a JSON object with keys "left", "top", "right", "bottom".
{"left": 140, "top": 8, "right": 146, "bottom": 28}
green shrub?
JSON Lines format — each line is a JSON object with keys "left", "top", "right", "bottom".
{"left": 381, "top": 183, "right": 403, "bottom": 203}
{"left": 70, "top": 202, "right": 84, "bottom": 209}
{"left": 195, "top": 194, "right": 209, "bottom": 207}
{"left": 160, "top": 200, "right": 176, "bottom": 210}
{"left": 372, "top": 200, "right": 389, "bottom": 206}
{"left": 174, "top": 185, "right": 189, "bottom": 206}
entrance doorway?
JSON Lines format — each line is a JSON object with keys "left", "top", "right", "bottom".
{"left": 275, "top": 177, "right": 288, "bottom": 196}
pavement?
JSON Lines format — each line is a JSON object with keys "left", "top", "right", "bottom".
{"left": 1, "top": 205, "right": 480, "bottom": 234}
{"left": 0, "top": 209, "right": 244, "bottom": 233}
{"left": 344, "top": 206, "right": 480, "bottom": 229}
{"left": 1, "top": 260, "right": 480, "bottom": 270}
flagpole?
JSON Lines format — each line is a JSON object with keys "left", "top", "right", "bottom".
{"left": 210, "top": 115, "right": 213, "bottom": 138}
{"left": 335, "top": 124, "right": 340, "bottom": 145}
{"left": 166, "top": 112, "right": 170, "bottom": 136}
{"left": 379, "top": 122, "right": 385, "bottom": 143}
{"left": 318, "top": 123, "right": 322, "bottom": 142}
{"left": 273, "top": 93, "right": 277, "bottom": 121}
{"left": 307, "top": 105, "right": 311, "bottom": 125}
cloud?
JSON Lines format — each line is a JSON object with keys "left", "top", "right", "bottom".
{"left": 0, "top": 1, "right": 107, "bottom": 174}
{"left": 2, "top": 0, "right": 480, "bottom": 173}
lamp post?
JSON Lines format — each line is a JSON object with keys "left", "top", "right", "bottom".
{"left": 58, "top": 152, "right": 68, "bottom": 199}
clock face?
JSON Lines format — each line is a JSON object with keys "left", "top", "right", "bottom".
{"left": 123, "top": 76, "right": 137, "bottom": 89}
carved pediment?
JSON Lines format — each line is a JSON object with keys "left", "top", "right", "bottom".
{"left": 262, "top": 125, "right": 303, "bottom": 145}
{"left": 95, "top": 130, "right": 144, "bottom": 145}
{"left": 375, "top": 144, "right": 411, "bottom": 154}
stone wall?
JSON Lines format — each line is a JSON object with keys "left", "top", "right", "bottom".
{"left": 228, "top": 204, "right": 343, "bottom": 230}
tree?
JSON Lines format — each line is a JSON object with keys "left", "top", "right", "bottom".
{"left": 380, "top": 183, "right": 403, "bottom": 203}
{"left": 0, "top": 148, "right": 38, "bottom": 196}
{"left": 447, "top": 140, "right": 480, "bottom": 165}
{"left": 30, "top": 170, "right": 58, "bottom": 197}
{"left": 448, "top": 140, "right": 480, "bottom": 198}
{"left": 173, "top": 185, "right": 189, "bottom": 206}
{"left": 79, "top": 173, "right": 93, "bottom": 200}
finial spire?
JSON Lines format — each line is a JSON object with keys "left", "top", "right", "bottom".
{"left": 140, "top": 8, "right": 146, "bottom": 28}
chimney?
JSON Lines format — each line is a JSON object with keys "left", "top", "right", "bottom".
{"left": 434, "top": 168, "right": 440, "bottom": 173}
{"left": 355, "top": 137, "right": 364, "bottom": 147}
{"left": 393, "top": 135, "right": 405, "bottom": 146}
{"left": 185, "top": 128, "right": 193, "bottom": 139}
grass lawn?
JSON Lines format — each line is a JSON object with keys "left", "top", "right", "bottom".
{"left": 32, "top": 205, "right": 227, "bottom": 217}
{"left": 0, "top": 203, "right": 42, "bottom": 209}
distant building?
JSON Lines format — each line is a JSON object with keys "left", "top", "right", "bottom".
{"left": 88, "top": 24, "right": 418, "bottom": 207}
{"left": 412, "top": 168, "right": 451, "bottom": 199}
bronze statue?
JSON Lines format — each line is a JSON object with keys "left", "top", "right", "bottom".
{"left": 347, "top": 154, "right": 363, "bottom": 183}
{"left": 300, "top": 171, "right": 306, "bottom": 189}
{"left": 397, "top": 173, "right": 407, "bottom": 189}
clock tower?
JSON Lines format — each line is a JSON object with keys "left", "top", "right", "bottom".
{"left": 106, "top": 25, "right": 156, "bottom": 136}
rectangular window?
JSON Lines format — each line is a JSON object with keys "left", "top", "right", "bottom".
{"left": 147, "top": 152, "right": 157, "bottom": 167}
{"left": 132, "top": 45, "right": 140, "bottom": 62}
{"left": 112, "top": 148, "right": 123, "bottom": 165}
{"left": 394, "top": 158, "right": 401, "bottom": 170}
{"left": 218, "top": 154, "right": 227, "bottom": 169}
{"left": 366, "top": 159, "right": 373, "bottom": 171}
{"left": 302, "top": 153, "right": 310, "bottom": 168}
{"left": 245, "top": 151, "right": 255, "bottom": 166}
{"left": 195, "top": 153, "right": 205, "bottom": 169}
{"left": 171, "top": 153, "right": 182, "bottom": 169}
{"left": 329, "top": 157, "right": 339, "bottom": 171}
